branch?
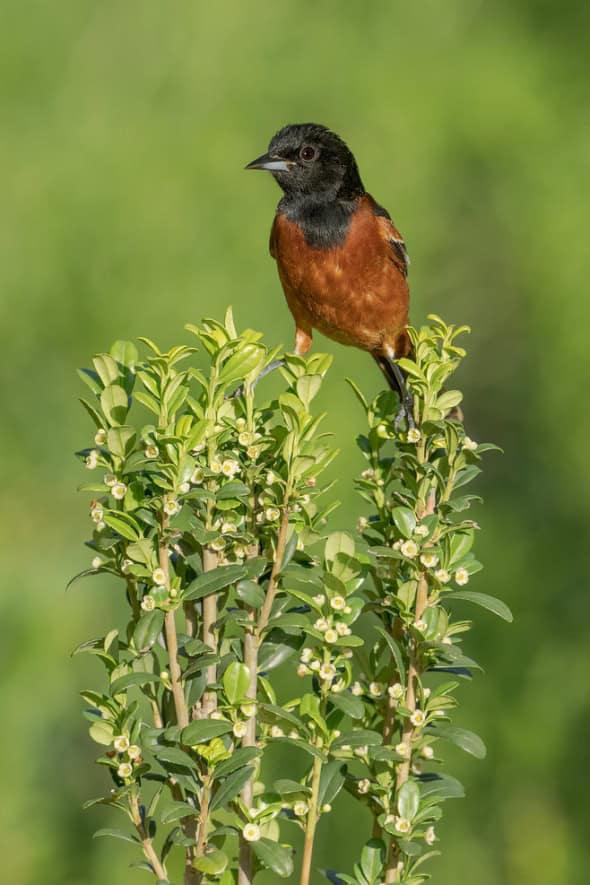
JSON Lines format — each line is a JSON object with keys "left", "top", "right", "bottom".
{"left": 129, "top": 789, "right": 168, "bottom": 882}
{"left": 257, "top": 504, "right": 290, "bottom": 637}
{"left": 160, "top": 514, "right": 189, "bottom": 729}
{"left": 299, "top": 754, "right": 323, "bottom": 885}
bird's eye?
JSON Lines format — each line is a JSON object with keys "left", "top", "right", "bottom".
{"left": 299, "top": 145, "right": 317, "bottom": 162}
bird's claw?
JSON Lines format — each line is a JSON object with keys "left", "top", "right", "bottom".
{"left": 393, "top": 396, "right": 415, "bottom": 433}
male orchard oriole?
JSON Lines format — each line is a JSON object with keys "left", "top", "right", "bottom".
{"left": 246, "top": 122, "right": 415, "bottom": 426}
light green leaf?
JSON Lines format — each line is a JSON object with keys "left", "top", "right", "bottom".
{"left": 325, "top": 532, "right": 355, "bottom": 567}
{"left": 93, "top": 354, "right": 120, "bottom": 387}
{"left": 223, "top": 661, "right": 251, "bottom": 705}
{"left": 447, "top": 591, "right": 513, "bottom": 622}
{"left": 360, "top": 839, "right": 385, "bottom": 882}
{"left": 106, "top": 426, "right": 136, "bottom": 458}
{"left": 192, "top": 850, "right": 228, "bottom": 876}
{"left": 398, "top": 780, "right": 420, "bottom": 821}
{"left": 100, "top": 384, "right": 129, "bottom": 426}
{"left": 296, "top": 374, "right": 322, "bottom": 407}
{"left": 110, "top": 340, "right": 138, "bottom": 367}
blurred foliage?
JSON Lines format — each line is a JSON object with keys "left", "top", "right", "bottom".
{"left": 0, "top": 1, "right": 588, "bottom": 884}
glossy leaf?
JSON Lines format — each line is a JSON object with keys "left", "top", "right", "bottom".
{"left": 429, "top": 724, "right": 486, "bottom": 759}
{"left": 251, "top": 838, "right": 294, "bottom": 878}
{"left": 182, "top": 719, "right": 233, "bottom": 745}
{"left": 184, "top": 565, "right": 248, "bottom": 601}
{"left": 223, "top": 661, "right": 251, "bottom": 705}
{"left": 447, "top": 591, "right": 513, "bottom": 622}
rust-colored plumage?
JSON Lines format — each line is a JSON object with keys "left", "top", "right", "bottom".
{"left": 270, "top": 194, "right": 411, "bottom": 361}
{"left": 246, "top": 123, "right": 414, "bottom": 419}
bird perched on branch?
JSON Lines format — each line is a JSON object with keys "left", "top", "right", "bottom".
{"left": 246, "top": 122, "right": 414, "bottom": 426}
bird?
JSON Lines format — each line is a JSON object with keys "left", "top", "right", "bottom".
{"left": 245, "top": 122, "right": 414, "bottom": 426}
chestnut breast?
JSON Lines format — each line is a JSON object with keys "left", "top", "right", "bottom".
{"left": 270, "top": 194, "right": 410, "bottom": 354}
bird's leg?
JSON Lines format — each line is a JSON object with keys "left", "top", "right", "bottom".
{"left": 232, "top": 358, "right": 285, "bottom": 398}
{"left": 373, "top": 351, "right": 415, "bottom": 431}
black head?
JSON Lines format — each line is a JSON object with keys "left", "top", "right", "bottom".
{"left": 245, "top": 123, "right": 365, "bottom": 203}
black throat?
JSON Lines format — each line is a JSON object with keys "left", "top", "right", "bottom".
{"left": 278, "top": 194, "right": 362, "bottom": 249}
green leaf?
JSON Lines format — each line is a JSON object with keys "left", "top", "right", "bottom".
{"left": 360, "top": 838, "right": 385, "bottom": 882}
{"left": 430, "top": 725, "right": 486, "bottom": 759}
{"left": 300, "top": 693, "right": 326, "bottom": 732}
{"left": 391, "top": 506, "right": 416, "bottom": 538}
{"left": 210, "top": 765, "right": 254, "bottom": 812}
{"left": 93, "top": 354, "right": 120, "bottom": 387}
{"left": 398, "top": 781, "right": 420, "bottom": 821}
{"left": 182, "top": 719, "right": 233, "bottom": 745}
{"left": 375, "top": 627, "right": 406, "bottom": 684}
{"left": 110, "top": 339, "right": 139, "bottom": 367}
{"left": 325, "top": 532, "right": 355, "bottom": 567}
{"left": 100, "top": 383, "right": 129, "bottom": 426}
{"left": 447, "top": 591, "right": 513, "bottom": 622}
{"left": 223, "top": 661, "right": 251, "bottom": 705}
{"left": 236, "top": 580, "right": 265, "bottom": 608}
{"left": 329, "top": 692, "right": 364, "bottom": 720}
{"left": 296, "top": 373, "right": 322, "bottom": 406}
{"left": 449, "top": 530, "right": 474, "bottom": 564}
{"left": 213, "top": 747, "right": 261, "bottom": 780}
{"left": 277, "top": 738, "right": 327, "bottom": 762}
{"left": 242, "top": 557, "right": 269, "bottom": 580}
{"left": 110, "top": 672, "right": 161, "bottom": 695}
{"left": 89, "top": 720, "right": 114, "bottom": 745}
{"left": 133, "top": 610, "right": 164, "bottom": 653}
{"left": 218, "top": 343, "right": 265, "bottom": 385}
{"left": 193, "top": 850, "right": 228, "bottom": 876}
{"left": 93, "top": 828, "right": 139, "bottom": 844}
{"left": 160, "top": 801, "right": 198, "bottom": 823}
{"left": 107, "top": 425, "right": 136, "bottom": 458}
{"left": 332, "top": 729, "right": 382, "bottom": 750}
{"left": 420, "top": 773, "right": 465, "bottom": 800}
{"left": 217, "top": 480, "right": 250, "bottom": 501}
{"left": 251, "top": 838, "right": 294, "bottom": 878}
{"left": 274, "top": 779, "right": 311, "bottom": 797}
{"left": 317, "top": 760, "right": 346, "bottom": 808}
{"left": 184, "top": 565, "right": 248, "bottom": 601}
{"left": 102, "top": 512, "right": 141, "bottom": 541}
{"left": 436, "top": 390, "right": 463, "bottom": 412}
{"left": 155, "top": 746, "right": 198, "bottom": 770}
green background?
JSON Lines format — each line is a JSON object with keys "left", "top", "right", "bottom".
{"left": 1, "top": 1, "right": 588, "bottom": 882}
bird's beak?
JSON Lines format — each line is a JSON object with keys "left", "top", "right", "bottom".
{"left": 245, "top": 152, "right": 292, "bottom": 172}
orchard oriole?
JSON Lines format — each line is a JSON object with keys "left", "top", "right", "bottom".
{"left": 246, "top": 122, "right": 414, "bottom": 425}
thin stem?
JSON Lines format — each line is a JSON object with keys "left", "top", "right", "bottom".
{"left": 129, "top": 789, "right": 168, "bottom": 881}
{"left": 299, "top": 754, "right": 323, "bottom": 885}
{"left": 160, "top": 515, "right": 189, "bottom": 729}
{"left": 200, "top": 548, "right": 219, "bottom": 718}
{"left": 195, "top": 776, "right": 211, "bottom": 864}
{"left": 257, "top": 503, "right": 290, "bottom": 636}
{"left": 237, "top": 616, "right": 258, "bottom": 885}
{"left": 386, "top": 489, "right": 436, "bottom": 884}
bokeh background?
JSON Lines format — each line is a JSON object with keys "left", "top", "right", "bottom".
{"left": 1, "top": 1, "right": 589, "bottom": 883}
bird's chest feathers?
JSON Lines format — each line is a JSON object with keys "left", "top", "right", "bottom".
{"left": 272, "top": 204, "right": 382, "bottom": 307}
